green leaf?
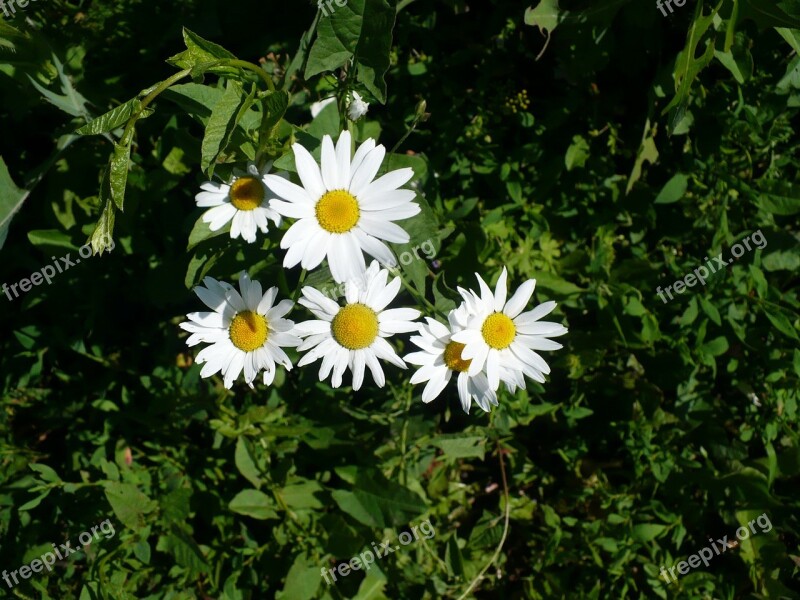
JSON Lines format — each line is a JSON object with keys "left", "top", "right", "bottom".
{"left": 29, "top": 463, "right": 61, "bottom": 483}
{"left": 157, "top": 527, "right": 210, "bottom": 574}
{"left": 738, "top": 0, "right": 800, "bottom": 29}
{"left": 331, "top": 469, "right": 427, "bottom": 528}
{"left": 90, "top": 195, "right": 116, "bottom": 255}
{"left": 167, "top": 27, "right": 238, "bottom": 74}
{"left": 201, "top": 80, "right": 249, "bottom": 175}
{"left": 109, "top": 142, "right": 131, "bottom": 211}
{"left": 75, "top": 99, "right": 142, "bottom": 136}
{"left": 524, "top": 0, "right": 568, "bottom": 35}
{"left": 764, "top": 308, "right": 800, "bottom": 341}
{"left": 654, "top": 173, "right": 688, "bottom": 204}
{"left": 18, "top": 490, "right": 51, "bottom": 512}
{"left": 27, "top": 53, "right": 89, "bottom": 119}
{"left": 104, "top": 482, "right": 157, "bottom": 530}
{"left": 353, "top": 569, "right": 389, "bottom": 600}
{"left": 27, "top": 229, "right": 77, "bottom": 251}
{"left": 699, "top": 296, "right": 722, "bottom": 326}
{"left": 278, "top": 554, "right": 321, "bottom": 600}
{"left": 306, "top": 0, "right": 396, "bottom": 102}
{"left": 564, "top": 135, "right": 590, "bottom": 171}
{"left": 626, "top": 119, "right": 658, "bottom": 194}
{"left": 662, "top": 1, "right": 721, "bottom": 115}
{"left": 235, "top": 437, "right": 262, "bottom": 489}
{"left": 631, "top": 523, "right": 667, "bottom": 543}
{"left": 261, "top": 90, "right": 290, "bottom": 133}
{"left": 279, "top": 480, "right": 324, "bottom": 510}
{"left": 0, "top": 157, "right": 29, "bottom": 251}
{"left": 699, "top": 336, "right": 729, "bottom": 356}
{"left": 430, "top": 435, "right": 486, "bottom": 460}
{"left": 756, "top": 180, "right": 800, "bottom": 215}
{"left": 229, "top": 489, "right": 280, "bottom": 520}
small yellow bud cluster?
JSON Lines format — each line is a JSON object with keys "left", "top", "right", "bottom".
{"left": 504, "top": 89, "right": 530, "bottom": 114}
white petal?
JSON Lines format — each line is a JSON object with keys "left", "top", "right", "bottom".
{"left": 320, "top": 134, "right": 340, "bottom": 190}
{"left": 264, "top": 174, "right": 315, "bottom": 205}
{"left": 494, "top": 268, "right": 508, "bottom": 312}
{"left": 352, "top": 350, "right": 366, "bottom": 390}
{"left": 203, "top": 203, "right": 237, "bottom": 231}
{"left": 359, "top": 215, "right": 410, "bottom": 244}
{"left": 348, "top": 139, "right": 376, "bottom": 185}
{"left": 293, "top": 142, "right": 327, "bottom": 200}
{"left": 359, "top": 169, "right": 415, "bottom": 205}
{"left": 270, "top": 200, "right": 315, "bottom": 221}
{"left": 349, "top": 145, "right": 386, "bottom": 197}
{"left": 364, "top": 350, "right": 385, "bottom": 386}
{"left": 504, "top": 279, "right": 536, "bottom": 318}
{"left": 335, "top": 130, "right": 352, "bottom": 184}
{"left": 516, "top": 301, "right": 557, "bottom": 325}
{"left": 353, "top": 229, "right": 397, "bottom": 267}
{"left": 196, "top": 190, "right": 227, "bottom": 207}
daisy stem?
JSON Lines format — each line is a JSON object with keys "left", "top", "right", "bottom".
{"left": 388, "top": 267, "right": 447, "bottom": 320}
{"left": 455, "top": 441, "right": 511, "bottom": 600}
{"left": 292, "top": 269, "right": 308, "bottom": 302}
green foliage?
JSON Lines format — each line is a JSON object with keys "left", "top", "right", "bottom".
{"left": 1, "top": 0, "right": 799, "bottom": 599}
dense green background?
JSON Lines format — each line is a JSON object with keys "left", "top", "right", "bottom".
{"left": 1, "top": 0, "right": 799, "bottom": 598}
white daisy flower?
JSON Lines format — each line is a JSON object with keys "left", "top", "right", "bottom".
{"left": 264, "top": 130, "right": 420, "bottom": 283}
{"left": 348, "top": 91, "right": 369, "bottom": 121}
{"left": 294, "top": 261, "right": 420, "bottom": 390}
{"left": 179, "top": 272, "right": 301, "bottom": 389}
{"left": 195, "top": 161, "right": 282, "bottom": 244}
{"left": 405, "top": 305, "right": 497, "bottom": 414}
{"left": 310, "top": 96, "right": 336, "bottom": 118}
{"left": 451, "top": 267, "right": 568, "bottom": 392}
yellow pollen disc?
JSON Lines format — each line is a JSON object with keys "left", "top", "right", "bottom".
{"left": 481, "top": 313, "right": 516, "bottom": 350}
{"left": 229, "top": 177, "right": 264, "bottom": 211}
{"left": 229, "top": 310, "right": 269, "bottom": 352}
{"left": 331, "top": 303, "right": 378, "bottom": 350}
{"left": 315, "top": 190, "right": 360, "bottom": 233}
{"left": 443, "top": 341, "right": 472, "bottom": 373}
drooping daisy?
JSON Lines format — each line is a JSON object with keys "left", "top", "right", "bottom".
{"left": 451, "top": 268, "right": 568, "bottom": 391}
{"left": 348, "top": 91, "right": 369, "bottom": 121}
{"left": 264, "top": 131, "right": 420, "bottom": 283}
{"left": 179, "top": 272, "right": 301, "bottom": 389}
{"left": 294, "top": 261, "right": 420, "bottom": 389}
{"left": 195, "top": 162, "right": 282, "bottom": 243}
{"left": 405, "top": 305, "right": 497, "bottom": 414}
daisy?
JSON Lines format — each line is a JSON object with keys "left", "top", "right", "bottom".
{"left": 451, "top": 268, "right": 568, "bottom": 392}
{"left": 264, "top": 130, "right": 420, "bottom": 283}
{"left": 195, "top": 161, "right": 282, "bottom": 243}
{"left": 405, "top": 305, "right": 498, "bottom": 414}
{"left": 294, "top": 261, "right": 420, "bottom": 389}
{"left": 348, "top": 91, "right": 369, "bottom": 121}
{"left": 179, "top": 272, "right": 301, "bottom": 389}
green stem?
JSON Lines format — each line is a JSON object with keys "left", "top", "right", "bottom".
{"left": 225, "top": 59, "right": 276, "bottom": 91}
{"left": 456, "top": 442, "right": 511, "bottom": 600}
{"left": 388, "top": 266, "right": 446, "bottom": 319}
{"left": 292, "top": 269, "right": 308, "bottom": 302}
{"left": 121, "top": 68, "right": 192, "bottom": 144}
{"left": 399, "top": 385, "right": 413, "bottom": 486}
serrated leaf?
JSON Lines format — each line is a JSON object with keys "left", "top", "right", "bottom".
{"left": 27, "top": 53, "right": 89, "bottom": 119}
{"left": 76, "top": 99, "right": 141, "bottom": 136}
{"left": 109, "top": 142, "right": 131, "bottom": 211}
{"left": 201, "top": 80, "right": 249, "bottom": 175}
{"left": 167, "top": 27, "right": 238, "bottom": 74}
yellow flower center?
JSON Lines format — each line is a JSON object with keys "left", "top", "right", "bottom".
{"left": 443, "top": 341, "right": 472, "bottom": 373}
{"left": 229, "top": 177, "right": 264, "bottom": 211}
{"left": 229, "top": 310, "right": 269, "bottom": 352}
{"left": 315, "top": 190, "right": 360, "bottom": 233}
{"left": 331, "top": 303, "right": 378, "bottom": 350}
{"left": 481, "top": 313, "right": 516, "bottom": 349}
